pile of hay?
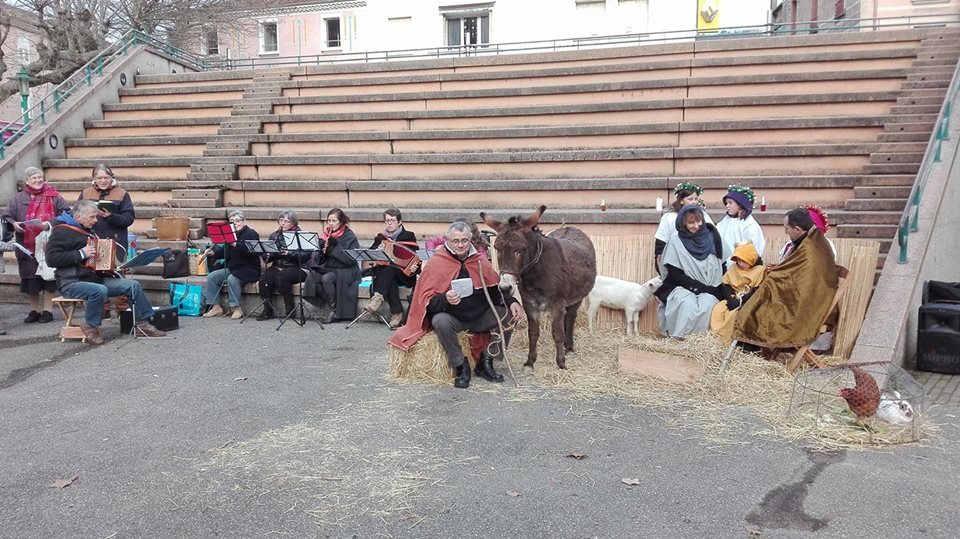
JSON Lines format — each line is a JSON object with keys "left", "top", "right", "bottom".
{"left": 390, "top": 332, "right": 476, "bottom": 385}
{"left": 391, "top": 317, "right": 933, "bottom": 450}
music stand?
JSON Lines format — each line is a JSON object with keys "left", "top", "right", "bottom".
{"left": 276, "top": 231, "right": 324, "bottom": 331}
{"left": 344, "top": 249, "right": 394, "bottom": 329}
{"left": 240, "top": 239, "right": 283, "bottom": 324}
{"left": 203, "top": 221, "right": 239, "bottom": 313}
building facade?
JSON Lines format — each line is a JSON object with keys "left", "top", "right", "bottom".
{"left": 0, "top": 5, "right": 46, "bottom": 126}
{"left": 198, "top": 0, "right": 774, "bottom": 64}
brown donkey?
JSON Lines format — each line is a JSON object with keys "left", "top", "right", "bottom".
{"left": 481, "top": 206, "right": 597, "bottom": 370}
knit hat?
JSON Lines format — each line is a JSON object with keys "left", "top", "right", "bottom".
{"left": 722, "top": 184, "right": 755, "bottom": 217}
{"left": 802, "top": 205, "right": 830, "bottom": 233}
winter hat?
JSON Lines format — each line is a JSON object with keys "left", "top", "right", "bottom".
{"left": 722, "top": 184, "right": 755, "bottom": 217}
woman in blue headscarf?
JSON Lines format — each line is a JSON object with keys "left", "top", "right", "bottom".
{"left": 655, "top": 204, "right": 730, "bottom": 338}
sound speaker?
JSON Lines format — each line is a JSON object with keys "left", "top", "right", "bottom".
{"left": 917, "top": 303, "right": 960, "bottom": 374}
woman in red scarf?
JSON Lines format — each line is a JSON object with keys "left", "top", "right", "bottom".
{"left": 2, "top": 167, "right": 70, "bottom": 323}
{"left": 312, "top": 208, "right": 360, "bottom": 323}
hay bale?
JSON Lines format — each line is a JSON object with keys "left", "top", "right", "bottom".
{"left": 389, "top": 332, "right": 476, "bottom": 385}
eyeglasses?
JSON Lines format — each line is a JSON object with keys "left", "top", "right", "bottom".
{"left": 277, "top": 217, "right": 291, "bottom": 223}
{"left": 230, "top": 218, "right": 244, "bottom": 224}
{"left": 448, "top": 238, "right": 471, "bottom": 246}
{"left": 384, "top": 218, "right": 399, "bottom": 223}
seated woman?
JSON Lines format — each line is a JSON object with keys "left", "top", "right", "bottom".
{"left": 715, "top": 184, "right": 764, "bottom": 263}
{"left": 313, "top": 208, "right": 361, "bottom": 323}
{"left": 257, "top": 210, "right": 311, "bottom": 321}
{"left": 654, "top": 182, "right": 712, "bottom": 274}
{"left": 365, "top": 208, "right": 419, "bottom": 328}
{"left": 655, "top": 205, "right": 728, "bottom": 338}
{"left": 709, "top": 243, "right": 765, "bottom": 344}
{"left": 202, "top": 209, "right": 261, "bottom": 319}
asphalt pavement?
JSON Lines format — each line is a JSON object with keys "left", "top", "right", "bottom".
{"left": 1, "top": 302, "right": 958, "bottom": 539}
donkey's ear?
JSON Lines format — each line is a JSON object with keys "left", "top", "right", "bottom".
{"left": 523, "top": 205, "right": 547, "bottom": 227}
{"left": 480, "top": 211, "right": 501, "bottom": 230}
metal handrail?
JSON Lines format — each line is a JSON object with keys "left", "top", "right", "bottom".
{"left": 897, "top": 53, "right": 960, "bottom": 264}
{"left": 207, "top": 13, "right": 959, "bottom": 70}
{"left": 0, "top": 30, "right": 206, "bottom": 160}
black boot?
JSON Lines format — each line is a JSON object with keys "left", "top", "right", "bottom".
{"left": 474, "top": 353, "right": 505, "bottom": 383}
{"left": 256, "top": 302, "right": 276, "bottom": 321}
{"left": 282, "top": 294, "right": 295, "bottom": 317}
{"left": 454, "top": 358, "right": 471, "bottom": 389}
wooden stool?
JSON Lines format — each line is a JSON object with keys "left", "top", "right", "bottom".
{"left": 52, "top": 297, "right": 88, "bottom": 343}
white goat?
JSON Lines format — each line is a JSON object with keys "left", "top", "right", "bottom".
{"left": 587, "top": 275, "right": 663, "bottom": 336}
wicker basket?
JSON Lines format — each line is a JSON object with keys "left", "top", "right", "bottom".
{"left": 155, "top": 216, "right": 190, "bottom": 240}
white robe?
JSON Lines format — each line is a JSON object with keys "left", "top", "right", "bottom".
{"left": 716, "top": 215, "right": 765, "bottom": 261}
{"left": 655, "top": 209, "right": 714, "bottom": 244}
{"left": 657, "top": 238, "right": 725, "bottom": 338}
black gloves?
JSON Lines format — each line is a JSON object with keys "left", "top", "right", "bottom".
{"left": 701, "top": 285, "right": 725, "bottom": 300}
{"left": 725, "top": 297, "right": 741, "bottom": 310}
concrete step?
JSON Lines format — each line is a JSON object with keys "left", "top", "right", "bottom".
{"left": 172, "top": 188, "right": 222, "bottom": 200}
{"left": 836, "top": 223, "right": 899, "bottom": 240}
{"left": 203, "top": 149, "right": 249, "bottom": 157}
{"left": 869, "top": 152, "right": 923, "bottom": 164}
{"left": 218, "top": 127, "right": 262, "bottom": 136}
{"left": 172, "top": 198, "right": 221, "bottom": 208}
{"left": 901, "top": 80, "right": 954, "bottom": 90}
{"left": 190, "top": 163, "right": 239, "bottom": 174}
{"left": 862, "top": 163, "right": 921, "bottom": 174}
{"left": 878, "top": 132, "right": 930, "bottom": 143}
{"left": 890, "top": 104, "right": 942, "bottom": 115}
{"left": 853, "top": 185, "right": 912, "bottom": 199}
{"left": 906, "top": 72, "right": 954, "bottom": 82}
{"left": 883, "top": 121, "right": 936, "bottom": 133}
{"left": 896, "top": 95, "right": 946, "bottom": 106}
{"left": 207, "top": 140, "right": 252, "bottom": 152}
{"left": 844, "top": 198, "right": 908, "bottom": 211}
{"left": 185, "top": 171, "right": 238, "bottom": 181}
{"left": 232, "top": 104, "right": 272, "bottom": 115}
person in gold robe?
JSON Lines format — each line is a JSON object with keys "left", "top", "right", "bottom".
{"left": 710, "top": 242, "right": 765, "bottom": 344}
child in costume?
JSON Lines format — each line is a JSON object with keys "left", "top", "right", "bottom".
{"left": 716, "top": 184, "right": 765, "bottom": 263}
{"left": 709, "top": 242, "right": 766, "bottom": 344}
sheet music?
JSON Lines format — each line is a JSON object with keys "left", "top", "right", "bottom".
{"left": 282, "top": 231, "right": 321, "bottom": 251}
{"left": 8, "top": 241, "right": 32, "bottom": 256}
{"left": 118, "top": 247, "right": 170, "bottom": 270}
{"left": 244, "top": 239, "right": 281, "bottom": 253}
{"left": 450, "top": 278, "right": 474, "bottom": 298}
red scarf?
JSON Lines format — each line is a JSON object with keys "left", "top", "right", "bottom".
{"left": 321, "top": 225, "right": 347, "bottom": 254}
{"left": 23, "top": 183, "right": 61, "bottom": 251}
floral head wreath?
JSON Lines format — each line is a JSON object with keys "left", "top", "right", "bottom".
{"left": 801, "top": 204, "right": 830, "bottom": 233}
{"left": 673, "top": 182, "right": 704, "bottom": 197}
{"left": 726, "top": 184, "right": 756, "bottom": 206}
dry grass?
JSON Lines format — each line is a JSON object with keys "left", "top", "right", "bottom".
{"left": 392, "top": 315, "right": 934, "bottom": 451}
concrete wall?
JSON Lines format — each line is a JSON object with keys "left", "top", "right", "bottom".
{"left": 850, "top": 87, "right": 960, "bottom": 370}
{"left": 0, "top": 48, "right": 193, "bottom": 203}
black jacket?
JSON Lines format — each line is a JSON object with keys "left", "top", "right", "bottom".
{"left": 79, "top": 186, "right": 136, "bottom": 251}
{"left": 45, "top": 220, "right": 102, "bottom": 289}
{"left": 212, "top": 225, "right": 262, "bottom": 283}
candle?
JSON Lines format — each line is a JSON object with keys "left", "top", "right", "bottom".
{"left": 760, "top": 196, "right": 767, "bottom": 212}
{"left": 656, "top": 197, "right": 663, "bottom": 212}
{"left": 600, "top": 199, "right": 607, "bottom": 212}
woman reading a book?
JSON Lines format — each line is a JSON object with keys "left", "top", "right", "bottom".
{"left": 2, "top": 167, "right": 70, "bottom": 324}
{"left": 78, "top": 164, "right": 136, "bottom": 262}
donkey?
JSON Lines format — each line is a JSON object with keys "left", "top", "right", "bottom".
{"left": 481, "top": 206, "right": 597, "bottom": 370}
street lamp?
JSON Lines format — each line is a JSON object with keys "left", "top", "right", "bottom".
{"left": 13, "top": 67, "right": 33, "bottom": 124}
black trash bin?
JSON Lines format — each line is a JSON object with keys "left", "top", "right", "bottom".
{"left": 917, "top": 281, "right": 960, "bottom": 374}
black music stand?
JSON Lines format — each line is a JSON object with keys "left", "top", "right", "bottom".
{"left": 276, "top": 231, "right": 324, "bottom": 330}
{"left": 240, "top": 239, "right": 282, "bottom": 324}
{"left": 344, "top": 249, "right": 394, "bottom": 329}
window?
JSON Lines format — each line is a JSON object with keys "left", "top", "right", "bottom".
{"left": 835, "top": 0, "right": 845, "bottom": 19}
{"left": 445, "top": 15, "right": 489, "bottom": 47}
{"left": 259, "top": 20, "right": 278, "bottom": 54}
{"left": 203, "top": 27, "right": 219, "bottom": 55}
{"left": 325, "top": 17, "right": 341, "bottom": 48}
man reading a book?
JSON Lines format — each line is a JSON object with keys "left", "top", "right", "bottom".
{"left": 78, "top": 164, "right": 136, "bottom": 263}
{"left": 46, "top": 200, "right": 166, "bottom": 344}
{"left": 389, "top": 220, "right": 523, "bottom": 389}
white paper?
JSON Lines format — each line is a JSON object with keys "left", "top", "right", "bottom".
{"left": 9, "top": 242, "right": 32, "bottom": 256}
{"left": 450, "top": 278, "right": 474, "bottom": 298}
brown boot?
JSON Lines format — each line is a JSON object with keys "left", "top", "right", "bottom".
{"left": 389, "top": 313, "right": 403, "bottom": 329}
{"left": 80, "top": 323, "right": 105, "bottom": 345}
{"left": 135, "top": 321, "right": 166, "bottom": 337}
{"left": 365, "top": 292, "right": 384, "bottom": 313}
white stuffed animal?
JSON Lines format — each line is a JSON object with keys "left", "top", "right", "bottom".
{"left": 587, "top": 275, "right": 663, "bottom": 336}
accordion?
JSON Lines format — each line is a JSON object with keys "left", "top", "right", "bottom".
{"left": 84, "top": 238, "right": 120, "bottom": 272}
{"left": 381, "top": 238, "right": 421, "bottom": 276}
